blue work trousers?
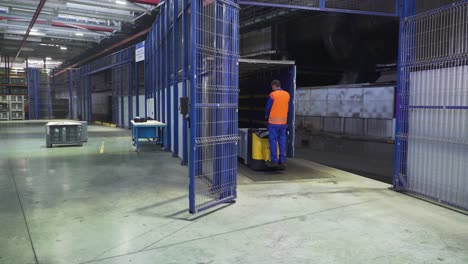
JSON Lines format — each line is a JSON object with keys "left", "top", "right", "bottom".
{"left": 268, "top": 124, "right": 287, "bottom": 164}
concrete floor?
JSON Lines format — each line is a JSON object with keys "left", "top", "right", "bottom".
{"left": 295, "top": 133, "right": 394, "bottom": 183}
{"left": 1, "top": 122, "right": 467, "bottom": 264}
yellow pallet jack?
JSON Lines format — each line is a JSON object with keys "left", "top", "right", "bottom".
{"left": 249, "top": 129, "right": 286, "bottom": 171}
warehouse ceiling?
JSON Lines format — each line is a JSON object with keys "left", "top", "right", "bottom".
{"left": 0, "top": 0, "right": 159, "bottom": 68}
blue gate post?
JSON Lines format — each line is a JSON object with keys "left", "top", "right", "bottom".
{"left": 173, "top": 0, "right": 179, "bottom": 158}
{"left": 181, "top": 0, "right": 189, "bottom": 165}
{"left": 393, "top": 0, "right": 415, "bottom": 190}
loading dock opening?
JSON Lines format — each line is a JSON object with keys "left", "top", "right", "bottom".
{"left": 238, "top": 58, "right": 296, "bottom": 168}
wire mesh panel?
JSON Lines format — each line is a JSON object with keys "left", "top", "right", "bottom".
{"left": 112, "top": 66, "right": 121, "bottom": 126}
{"left": 395, "top": 1, "right": 468, "bottom": 211}
{"left": 37, "top": 69, "right": 53, "bottom": 119}
{"left": 190, "top": 0, "right": 240, "bottom": 213}
{"left": 416, "top": 0, "right": 460, "bottom": 14}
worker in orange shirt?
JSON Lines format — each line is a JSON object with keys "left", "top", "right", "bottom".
{"left": 265, "top": 80, "right": 290, "bottom": 167}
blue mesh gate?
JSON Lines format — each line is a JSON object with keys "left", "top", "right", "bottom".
{"left": 394, "top": 1, "right": 468, "bottom": 211}
{"left": 189, "top": 0, "right": 240, "bottom": 213}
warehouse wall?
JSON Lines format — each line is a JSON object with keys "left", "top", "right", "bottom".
{"left": 296, "top": 85, "right": 395, "bottom": 140}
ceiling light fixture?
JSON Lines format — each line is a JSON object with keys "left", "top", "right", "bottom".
{"left": 116, "top": 1, "right": 127, "bottom": 5}
{"left": 30, "top": 31, "right": 45, "bottom": 36}
{"left": 60, "top": 46, "right": 67, "bottom": 50}
{"left": 75, "top": 32, "right": 83, "bottom": 36}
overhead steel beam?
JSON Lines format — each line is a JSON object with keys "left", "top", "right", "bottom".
{"left": 0, "top": 0, "right": 136, "bottom": 23}
{"left": 54, "top": 26, "right": 151, "bottom": 77}
{"left": 14, "top": 0, "right": 47, "bottom": 63}
{"left": 1, "top": 31, "right": 101, "bottom": 43}
{"left": 0, "top": 37, "right": 95, "bottom": 48}
{"left": 0, "top": 13, "right": 121, "bottom": 32}
{"left": 2, "top": 23, "right": 111, "bottom": 37}
{"left": 238, "top": 1, "right": 398, "bottom": 17}
{"left": 126, "top": 0, "right": 152, "bottom": 14}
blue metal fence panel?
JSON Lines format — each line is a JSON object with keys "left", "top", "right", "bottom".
{"left": 395, "top": 0, "right": 468, "bottom": 211}
{"left": 189, "top": 0, "right": 240, "bottom": 213}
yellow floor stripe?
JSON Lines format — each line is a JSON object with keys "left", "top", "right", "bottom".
{"left": 99, "top": 141, "right": 105, "bottom": 154}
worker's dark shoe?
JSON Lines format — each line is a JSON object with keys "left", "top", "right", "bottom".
{"left": 278, "top": 161, "right": 287, "bottom": 167}
{"left": 265, "top": 161, "right": 277, "bottom": 167}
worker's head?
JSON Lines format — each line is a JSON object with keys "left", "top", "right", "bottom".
{"left": 271, "top": 80, "right": 281, "bottom": 91}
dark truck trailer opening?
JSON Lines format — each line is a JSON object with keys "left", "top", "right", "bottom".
{"left": 238, "top": 59, "right": 296, "bottom": 168}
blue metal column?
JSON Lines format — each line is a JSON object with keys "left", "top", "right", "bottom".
{"left": 51, "top": 70, "right": 55, "bottom": 118}
{"left": 165, "top": 0, "right": 171, "bottom": 150}
{"left": 319, "top": 0, "right": 325, "bottom": 8}
{"left": 26, "top": 59, "right": 31, "bottom": 120}
{"left": 128, "top": 48, "right": 133, "bottom": 126}
{"left": 157, "top": 18, "right": 162, "bottom": 122}
{"left": 69, "top": 69, "right": 74, "bottom": 119}
{"left": 120, "top": 53, "right": 124, "bottom": 127}
{"left": 189, "top": 0, "right": 198, "bottom": 213}
{"left": 288, "top": 66, "right": 296, "bottom": 157}
{"left": 136, "top": 61, "right": 140, "bottom": 116}
{"left": 77, "top": 69, "right": 81, "bottom": 120}
{"left": 33, "top": 69, "right": 38, "bottom": 119}
{"left": 155, "top": 24, "right": 159, "bottom": 121}
{"left": 144, "top": 40, "right": 148, "bottom": 118}
{"left": 181, "top": 0, "right": 189, "bottom": 165}
{"left": 161, "top": 8, "right": 166, "bottom": 126}
{"left": 173, "top": 0, "right": 179, "bottom": 157}
{"left": 87, "top": 66, "right": 92, "bottom": 121}
{"left": 393, "top": 0, "right": 415, "bottom": 190}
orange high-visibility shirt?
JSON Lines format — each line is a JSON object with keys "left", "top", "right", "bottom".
{"left": 268, "top": 89, "right": 290, "bottom": 125}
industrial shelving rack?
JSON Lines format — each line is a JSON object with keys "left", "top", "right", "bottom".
{"left": 0, "top": 69, "right": 27, "bottom": 120}
{"left": 0, "top": 95, "right": 9, "bottom": 120}
{"left": 9, "top": 95, "right": 25, "bottom": 120}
